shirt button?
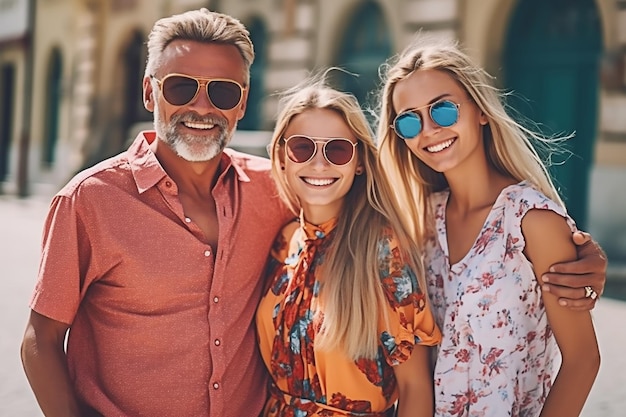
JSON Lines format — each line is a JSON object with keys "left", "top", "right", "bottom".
{"left": 213, "top": 382, "right": 219, "bottom": 389}
{"left": 213, "top": 296, "right": 219, "bottom": 303}
{"left": 165, "top": 180, "right": 172, "bottom": 187}
{"left": 204, "top": 250, "right": 211, "bottom": 257}
{"left": 214, "top": 339, "right": 221, "bottom": 346}
{"left": 185, "top": 217, "right": 191, "bottom": 223}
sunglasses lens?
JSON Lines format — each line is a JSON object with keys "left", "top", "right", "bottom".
{"left": 285, "top": 136, "right": 356, "bottom": 166}
{"left": 208, "top": 81, "right": 242, "bottom": 110}
{"left": 286, "top": 136, "right": 316, "bottom": 163}
{"left": 431, "top": 100, "right": 459, "bottom": 127}
{"left": 325, "top": 139, "right": 355, "bottom": 165}
{"left": 162, "top": 76, "right": 199, "bottom": 106}
{"left": 394, "top": 112, "right": 422, "bottom": 140}
{"left": 394, "top": 100, "right": 460, "bottom": 139}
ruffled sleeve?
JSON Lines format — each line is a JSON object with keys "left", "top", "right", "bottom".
{"left": 377, "top": 227, "right": 442, "bottom": 366}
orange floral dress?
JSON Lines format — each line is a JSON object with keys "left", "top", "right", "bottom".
{"left": 256, "top": 217, "right": 441, "bottom": 416}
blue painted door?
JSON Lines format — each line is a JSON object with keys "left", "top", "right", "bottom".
{"left": 334, "top": 1, "right": 391, "bottom": 114}
{"left": 43, "top": 49, "right": 62, "bottom": 167}
{"left": 504, "top": 0, "right": 602, "bottom": 227}
{"left": 240, "top": 18, "right": 266, "bottom": 130}
{"left": 0, "top": 64, "right": 15, "bottom": 183}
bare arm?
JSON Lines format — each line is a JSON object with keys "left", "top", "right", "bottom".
{"left": 21, "top": 310, "right": 81, "bottom": 417}
{"left": 542, "top": 231, "right": 607, "bottom": 310}
{"left": 393, "top": 345, "right": 434, "bottom": 417}
{"left": 523, "top": 210, "right": 600, "bottom": 417}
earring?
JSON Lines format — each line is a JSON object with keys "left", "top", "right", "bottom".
{"left": 280, "top": 166, "right": 285, "bottom": 171}
{"left": 355, "top": 168, "right": 363, "bottom": 175}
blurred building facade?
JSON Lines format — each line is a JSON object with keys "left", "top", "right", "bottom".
{"left": 1, "top": 0, "right": 625, "bottom": 260}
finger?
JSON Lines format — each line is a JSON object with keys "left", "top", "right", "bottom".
{"left": 542, "top": 283, "right": 598, "bottom": 308}
{"left": 576, "top": 236, "right": 608, "bottom": 260}
{"left": 549, "top": 236, "right": 607, "bottom": 277}
{"left": 543, "top": 271, "right": 606, "bottom": 296}
{"left": 542, "top": 282, "right": 588, "bottom": 299}
{"left": 572, "top": 230, "right": 592, "bottom": 246}
{"left": 548, "top": 255, "right": 604, "bottom": 275}
{"left": 543, "top": 282, "right": 600, "bottom": 308}
{"left": 555, "top": 296, "right": 597, "bottom": 311}
{"left": 543, "top": 271, "right": 594, "bottom": 286}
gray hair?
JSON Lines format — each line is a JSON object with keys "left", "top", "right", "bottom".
{"left": 145, "top": 8, "right": 254, "bottom": 84}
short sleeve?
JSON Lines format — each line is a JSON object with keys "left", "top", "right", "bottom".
{"left": 30, "top": 194, "right": 89, "bottom": 325}
{"left": 505, "top": 183, "right": 577, "bottom": 252}
{"left": 377, "top": 228, "right": 442, "bottom": 366}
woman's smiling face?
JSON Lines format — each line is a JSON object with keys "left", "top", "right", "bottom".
{"left": 392, "top": 69, "right": 488, "bottom": 175}
{"left": 281, "top": 108, "right": 362, "bottom": 225}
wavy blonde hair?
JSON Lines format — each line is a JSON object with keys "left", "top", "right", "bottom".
{"left": 376, "top": 34, "right": 566, "bottom": 242}
{"left": 145, "top": 8, "right": 254, "bottom": 84}
{"left": 267, "top": 71, "right": 427, "bottom": 360}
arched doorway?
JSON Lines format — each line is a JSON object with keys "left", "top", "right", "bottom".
{"left": 42, "top": 49, "right": 62, "bottom": 168}
{"left": 504, "top": 0, "right": 602, "bottom": 228}
{"left": 334, "top": 1, "right": 391, "bottom": 114}
{"left": 239, "top": 17, "right": 267, "bottom": 130}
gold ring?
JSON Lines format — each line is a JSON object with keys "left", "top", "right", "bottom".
{"left": 584, "top": 286, "right": 598, "bottom": 300}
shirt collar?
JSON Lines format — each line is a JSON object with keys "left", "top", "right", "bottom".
{"left": 128, "top": 131, "right": 166, "bottom": 193}
{"left": 128, "top": 131, "right": 252, "bottom": 193}
{"left": 221, "top": 148, "right": 252, "bottom": 183}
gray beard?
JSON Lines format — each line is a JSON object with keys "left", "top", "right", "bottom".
{"left": 154, "top": 103, "right": 233, "bottom": 162}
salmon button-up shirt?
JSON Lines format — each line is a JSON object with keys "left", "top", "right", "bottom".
{"left": 30, "top": 131, "right": 293, "bottom": 417}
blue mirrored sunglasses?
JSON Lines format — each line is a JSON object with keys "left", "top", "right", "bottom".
{"left": 391, "top": 100, "right": 461, "bottom": 140}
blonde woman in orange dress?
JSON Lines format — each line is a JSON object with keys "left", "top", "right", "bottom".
{"left": 256, "top": 73, "right": 442, "bottom": 417}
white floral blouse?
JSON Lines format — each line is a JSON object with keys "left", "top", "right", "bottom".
{"left": 425, "top": 181, "right": 576, "bottom": 417}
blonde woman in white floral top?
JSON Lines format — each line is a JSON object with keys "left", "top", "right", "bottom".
{"left": 376, "top": 34, "right": 600, "bottom": 417}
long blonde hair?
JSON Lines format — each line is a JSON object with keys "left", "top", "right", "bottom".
{"left": 376, "top": 34, "right": 566, "bottom": 242}
{"left": 268, "top": 72, "right": 427, "bottom": 360}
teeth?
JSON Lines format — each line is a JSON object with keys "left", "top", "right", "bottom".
{"left": 183, "top": 121, "right": 215, "bottom": 130}
{"left": 426, "top": 139, "right": 455, "bottom": 153}
{"left": 303, "top": 177, "right": 335, "bottom": 186}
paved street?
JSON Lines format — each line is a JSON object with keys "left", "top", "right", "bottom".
{"left": 1, "top": 195, "right": 47, "bottom": 417}
{"left": 1, "top": 194, "right": 625, "bottom": 416}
